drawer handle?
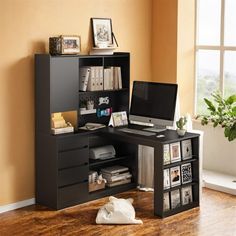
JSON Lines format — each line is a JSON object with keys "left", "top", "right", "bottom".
{"left": 84, "top": 162, "right": 89, "bottom": 166}
{"left": 59, "top": 145, "right": 88, "bottom": 153}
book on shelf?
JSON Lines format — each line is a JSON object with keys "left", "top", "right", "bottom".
{"left": 163, "top": 169, "right": 170, "bottom": 189}
{"left": 181, "top": 163, "right": 192, "bottom": 184}
{"left": 79, "top": 123, "right": 106, "bottom": 131}
{"left": 163, "top": 192, "right": 170, "bottom": 212}
{"left": 51, "top": 125, "right": 74, "bottom": 135}
{"left": 103, "top": 66, "right": 122, "bottom": 90}
{"left": 89, "top": 47, "right": 115, "bottom": 55}
{"left": 102, "top": 172, "right": 132, "bottom": 183}
{"left": 163, "top": 144, "right": 171, "bottom": 165}
{"left": 106, "top": 178, "right": 131, "bottom": 187}
{"left": 171, "top": 189, "right": 181, "bottom": 209}
{"left": 170, "top": 166, "right": 181, "bottom": 187}
{"left": 100, "top": 165, "right": 129, "bottom": 175}
{"left": 181, "top": 186, "right": 193, "bottom": 205}
{"left": 79, "top": 67, "right": 90, "bottom": 91}
{"left": 170, "top": 142, "right": 181, "bottom": 163}
{"left": 181, "top": 139, "right": 192, "bottom": 160}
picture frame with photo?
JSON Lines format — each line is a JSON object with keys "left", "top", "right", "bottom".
{"left": 170, "top": 142, "right": 181, "bottom": 163}
{"left": 91, "top": 18, "right": 113, "bottom": 48}
{"left": 171, "top": 189, "right": 181, "bottom": 209}
{"left": 163, "top": 192, "right": 170, "bottom": 211}
{"left": 181, "top": 186, "right": 193, "bottom": 205}
{"left": 181, "top": 163, "right": 192, "bottom": 184}
{"left": 109, "top": 111, "right": 128, "bottom": 127}
{"left": 181, "top": 139, "right": 192, "bottom": 160}
{"left": 163, "top": 144, "right": 171, "bottom": 165}
{"left": 170, "top": 166, "right": 181, "bottom": 187}
{"left": 163, "top": 169, "right": 170, "bottom": 189}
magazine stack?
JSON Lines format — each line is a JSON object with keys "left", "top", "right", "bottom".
{"left": 100, "top": 165, "right": 132, "bottom": 187}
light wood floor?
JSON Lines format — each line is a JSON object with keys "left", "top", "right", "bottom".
{"left": 0, "top": 188, "right": 236, "bottom": 236}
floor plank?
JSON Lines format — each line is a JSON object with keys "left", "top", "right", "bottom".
{"left": 0, "top": 188, "right": 236, "bottom": 236}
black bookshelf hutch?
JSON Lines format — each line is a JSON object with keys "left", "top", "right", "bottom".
{"left": 35, "top": 52, "right": 200, "bottom": 218}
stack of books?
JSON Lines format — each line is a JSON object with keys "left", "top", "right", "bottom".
{"left": 100, "top": 165, "right": 132, "bottom": 187}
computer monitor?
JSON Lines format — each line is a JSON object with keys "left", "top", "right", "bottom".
{"left": 129, "top": 81, "right": 178, "bottom": 132}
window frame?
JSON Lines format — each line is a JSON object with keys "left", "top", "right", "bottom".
{"left": 194, "top": 0, "right": 236, "bottom": 114}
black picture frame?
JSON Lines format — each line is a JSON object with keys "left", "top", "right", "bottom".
{"left": 91, "top": 18, "right": 113, "bottom": 47}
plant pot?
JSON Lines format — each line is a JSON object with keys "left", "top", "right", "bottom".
{"left": 177, "top": 129, "right": 186, "bottom": 136}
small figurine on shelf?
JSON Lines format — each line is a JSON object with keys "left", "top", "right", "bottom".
{"left": 176, "top": 116, "right": 187, "bottom": 136}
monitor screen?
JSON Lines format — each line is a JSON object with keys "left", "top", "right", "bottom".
{"left": 129, "top": 81, "right": 178, "bottom": 127}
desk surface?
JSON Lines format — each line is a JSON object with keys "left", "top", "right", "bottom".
{"left": 102, "top": 126, "right": 200, "bottom": 147}
{"left": 53, "top": 126, "right": 199, "bottom": 147}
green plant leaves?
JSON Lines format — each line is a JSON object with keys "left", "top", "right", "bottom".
{"left": 204, "top": 98, "right": 216, "bottom": 112}
{"left": 197, "top": 92, "right": 236, "bottom": 141}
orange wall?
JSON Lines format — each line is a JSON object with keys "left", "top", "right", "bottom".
{"left": 0, "top": 0, "right": 152, "bottom": 205}
{"left": 152, "top": 0, "right": 178, "bottom": 83}
{"left": 177, "top": 0, "right": 195, "bottom": 115}
{"left": 152, "top": 0, "right": 195, "bottom": 115}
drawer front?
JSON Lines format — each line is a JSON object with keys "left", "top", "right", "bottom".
{"left": 58, "top": 182, "right": 88, "bottom": 209}
{"left": 58, "top": 165, "right": 88, "bottom": 187}
{"left": 58, "top": 136, "right": 88, "bottom": 152}
{"left": 58, "top": 148, "right": 89, "bottom": 169}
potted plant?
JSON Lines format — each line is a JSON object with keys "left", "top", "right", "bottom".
{"left": 197, "top": 91, "right": 236, "bottom": 141}
{"left": 80, "top": 100, "right": 87, "bottom": 112}
{"left": 176, "top": 116, "right": 187, "bottom": 136}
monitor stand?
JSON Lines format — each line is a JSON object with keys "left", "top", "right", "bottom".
{"left": 143, "top": 125, "right": 166, "bottom": 133}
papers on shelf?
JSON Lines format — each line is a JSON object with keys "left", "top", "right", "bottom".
{"left": 79, "top": 123, "right": 106, "bottom": 131}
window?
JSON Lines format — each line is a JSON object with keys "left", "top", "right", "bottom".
{"left": 195, "top": 0, "right": 236, "bottom": 114}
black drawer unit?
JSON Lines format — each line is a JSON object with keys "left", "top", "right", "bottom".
{"left": 58, "top": 181, "right": 88, "bottom": 209}
{"left": 58, "top": 165, "right": 88, "bottom": 187}
{"left": 58, "top": 148, "right": 89, "bottom": 169}
{"left": 58, "top": 136, "right": 89, "bottom": 152}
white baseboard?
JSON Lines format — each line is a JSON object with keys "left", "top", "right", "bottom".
{"left": 0, "top": 198, "right": 35, "bottom": 214}
{"left": 203, "top": 169, "right": 236, "bottom": 195}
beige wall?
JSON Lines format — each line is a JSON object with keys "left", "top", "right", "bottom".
{"left": 0, "top": 0, "right": 152, "bottom": 205}
{"left": 152, "top": 0, "right": 195, "bottom": 116}
{"left": 177, "top": 0, "right": 195, "bottom": 115}
{"left": 152, "top": 0, "right": 178, "bottom": 84}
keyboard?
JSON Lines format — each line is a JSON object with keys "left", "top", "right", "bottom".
{"left": 118, "top": 128, "right": 156, "bottom": 136}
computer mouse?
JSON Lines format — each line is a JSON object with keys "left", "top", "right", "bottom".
{"left": 156, "top": 134, "right": 165, "bottom": 138}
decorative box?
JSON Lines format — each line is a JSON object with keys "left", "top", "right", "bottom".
{"left": 89, "top": 180, "right": 106, "bottom": 192}
{"left": 49, "top": 35, "right": 80, "bottom": 55}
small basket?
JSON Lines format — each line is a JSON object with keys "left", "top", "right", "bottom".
{"left": 89, "top": 180, "right": 106, "bottom": 192}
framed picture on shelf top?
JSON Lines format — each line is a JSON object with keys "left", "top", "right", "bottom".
{"left": 91, "top": 18, "right": 113, "bottom": 47}
{"left": 170, "top": 142, "right": 181, "bottom": 163}
{"left": 181, "top": 139, "right": 192, "bottom": 160}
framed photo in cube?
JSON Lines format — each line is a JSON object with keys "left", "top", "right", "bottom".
{"left": 181, "top": 139, "right": 192, "bottom": 160}
{"left": 181, "top": 163, "right": 192, "bottom": 184}
{"left": 163, "top": 144, "right": 171, "bottom": 165}
{"left": 163, "top": 192, "right": 170, "bottom": 212}
{"left": 170, "top": 166, "right": 181, "bottom": 187}
{"left": 91, "top": 18, "right": 113, "bottom": 47}
{"left": 170, "top": 142, "right": 181, "bottom": 163}
{"left": 163, "top": 168, "right": 170, "bottom": 189}
{"left": 181, "top": 186, "right": 193, "bottom": 205}
{"left": 171, "top": 189, "right": 181, "bottom": 209}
